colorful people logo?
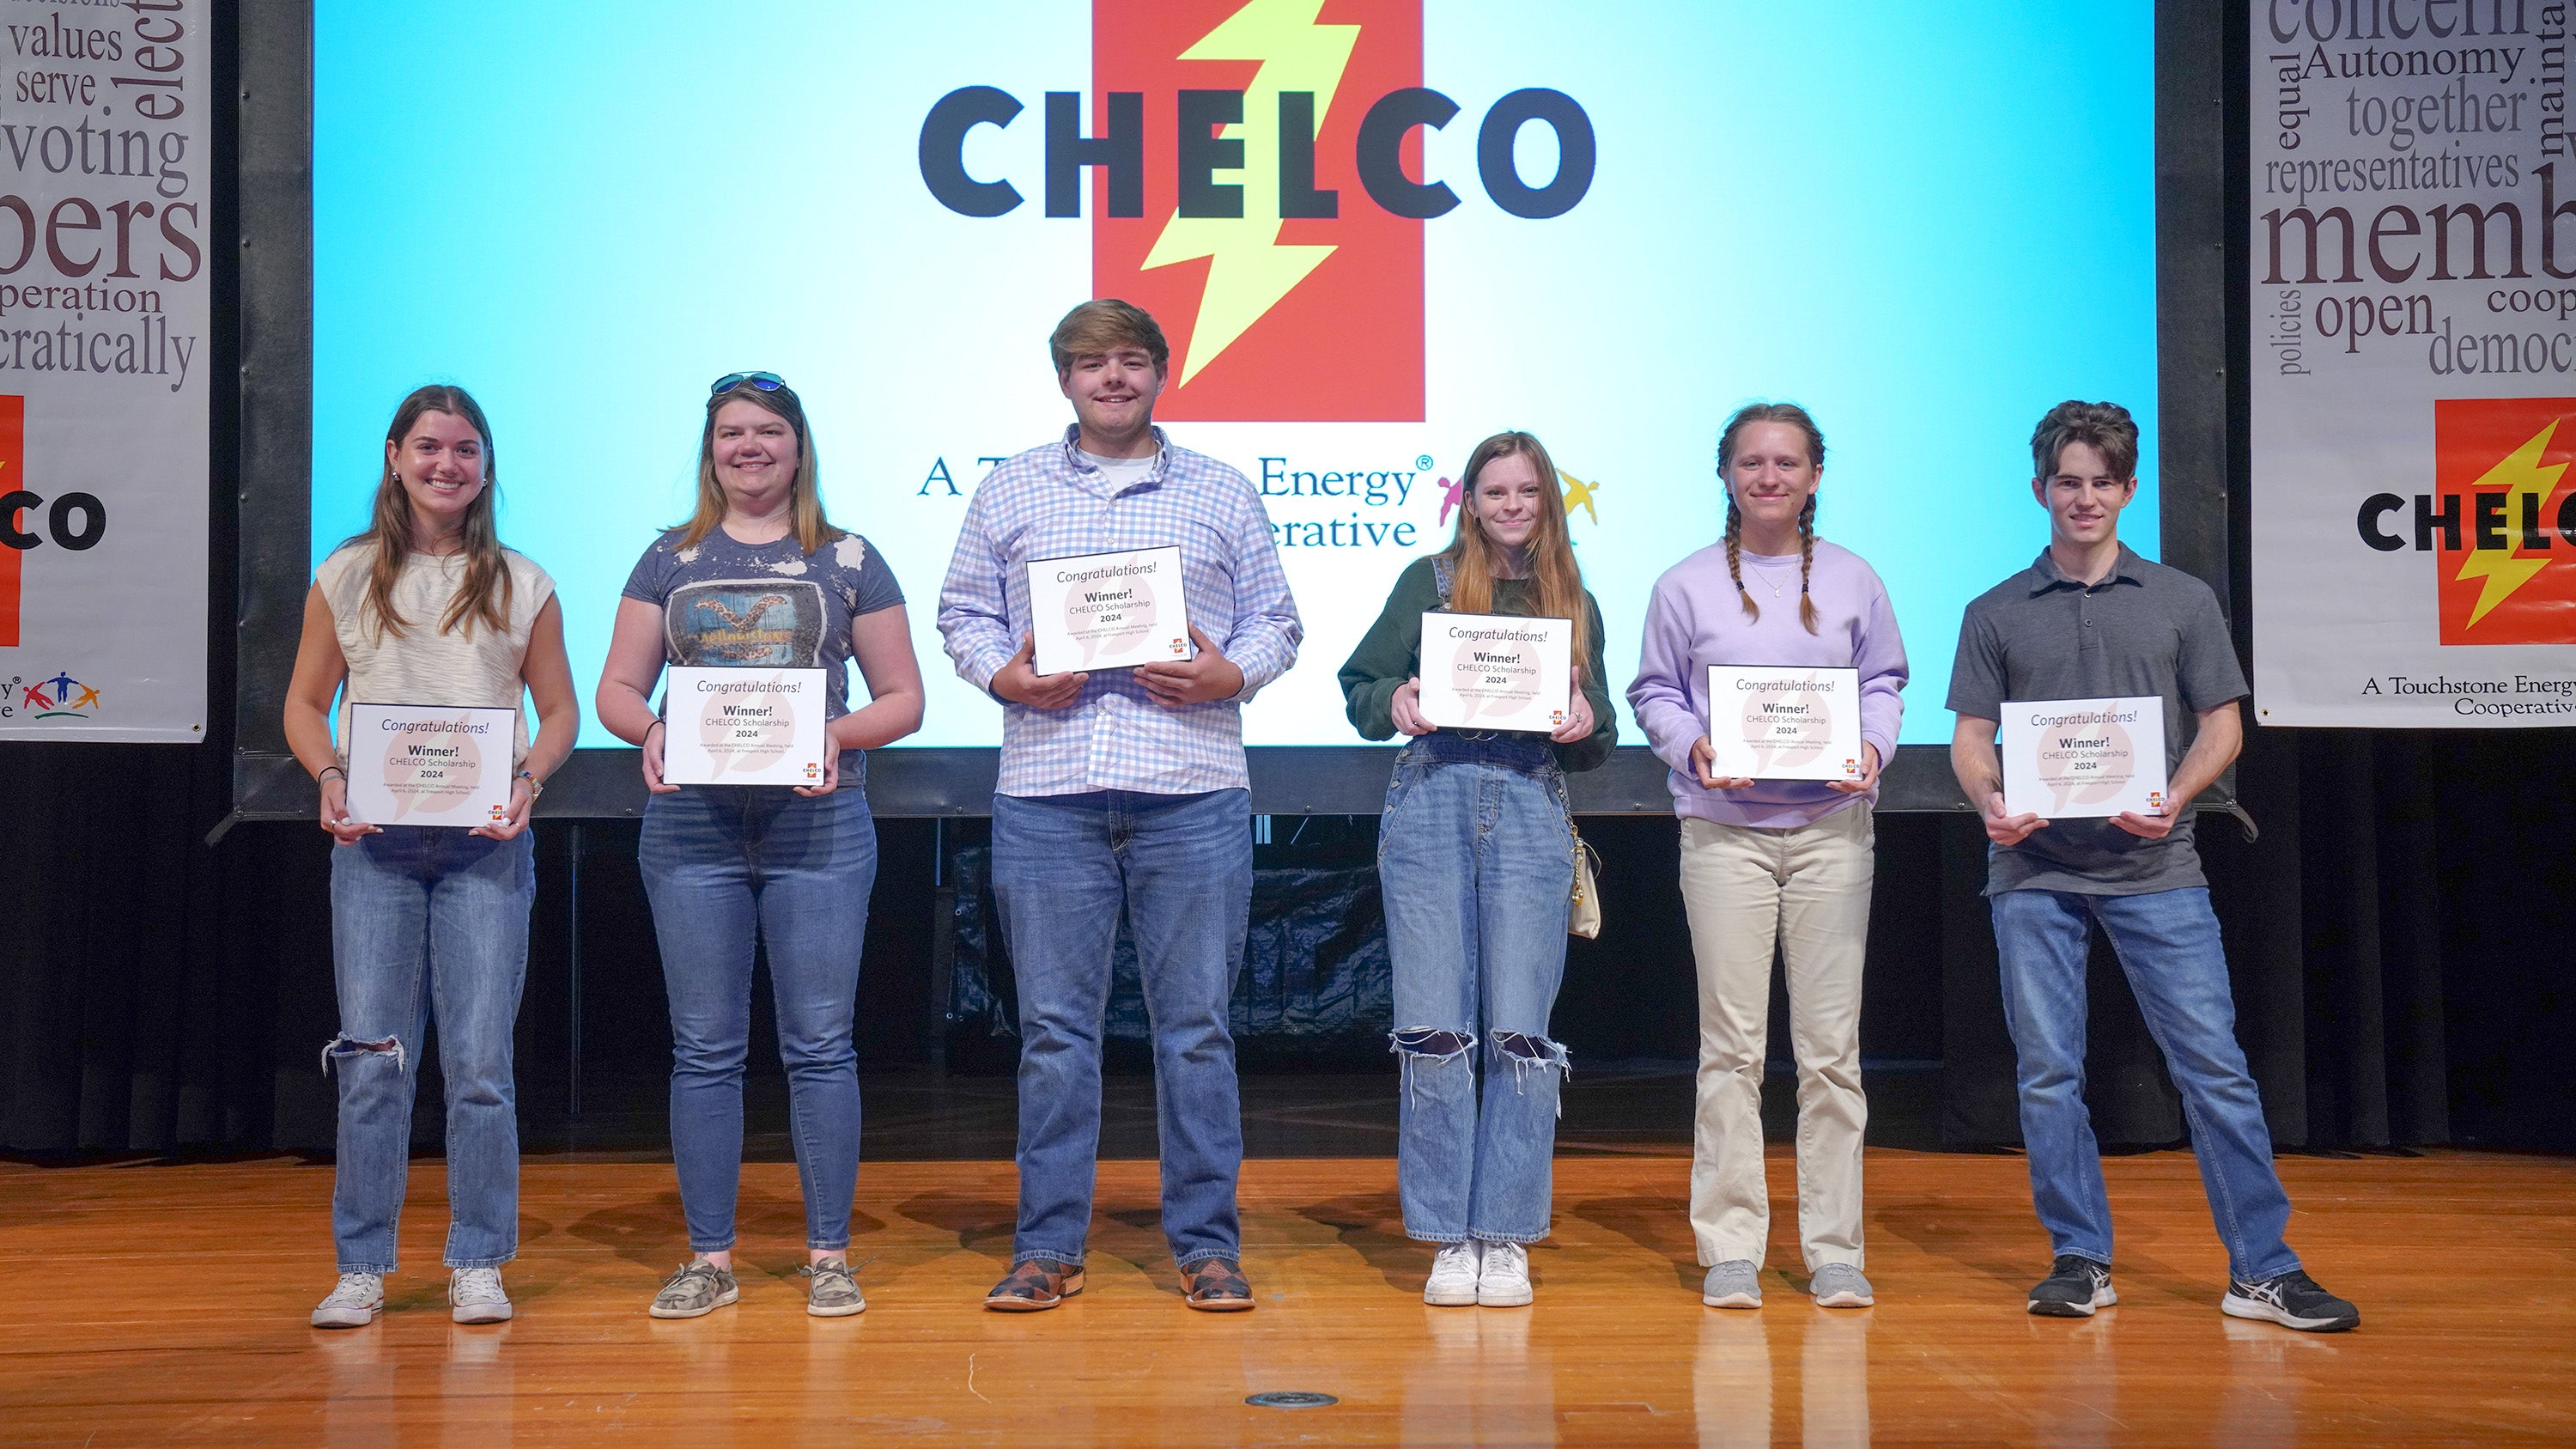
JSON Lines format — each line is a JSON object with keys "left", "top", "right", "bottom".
{"left": 13, "top": 671, "right": 100, "bottom": 721}
{"left": 1558, "top": 468, "right": 1600, "bottom": 525}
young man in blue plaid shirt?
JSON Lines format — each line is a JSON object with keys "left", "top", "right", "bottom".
{"left": 937, "top": 300, "right": 1303, "bottom": 1312}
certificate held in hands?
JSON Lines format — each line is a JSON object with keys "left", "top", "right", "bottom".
{"left": 1417, "top": 612, "right": 1573, "bottom": 732}
{"left": 661, "top": 667, "right": 829, "bottom": 786}
{"left": 2000, "top": 696, "right": 2168, "bottom": 819}
{"left": 1704, "top": 666, "right": 1863, "bottom": 781}
{"left": 345, "top": 702, "right": 516, "bottom": 827}
{"left": 1027, "top": 545, "right": 1191, "bottom": 676}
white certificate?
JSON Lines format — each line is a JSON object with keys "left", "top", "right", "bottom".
{"left": 2000, "top": 696, "right": 2169, "bottom": 819}
{"left": 1026, "top": 545, "right": 1192, "bottom": 676}
{"left": 660, "top": 667, "right": 830, "bottom": 787}
{"left": 344, "top": 702, "right": 516, "bottom": 828}
{"left": 1704, "top": 666, "right": 1864, "bottom": 782}
{"left": 1417, "top": 612, "right": 1573, "bottom": 732}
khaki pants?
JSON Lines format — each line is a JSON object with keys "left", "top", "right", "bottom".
{"left": 1678, "top": 806, "right": 1873, "bottom": 1270}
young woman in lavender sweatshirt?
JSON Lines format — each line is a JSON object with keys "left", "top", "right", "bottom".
{"left": 1626, "top": 402, "right": 1907, "bottom": 1312}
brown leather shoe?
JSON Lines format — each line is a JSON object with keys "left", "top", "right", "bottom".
{"left": 983, "top": 1258, "right": 1083, "bottom": 1312}
{"left": 1182, "top": 1257, "right": 1255, "bottom": 1312}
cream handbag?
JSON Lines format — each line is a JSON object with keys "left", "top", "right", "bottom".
{"left": 1569, "top": 826, "right": 1602, "bottom": 939}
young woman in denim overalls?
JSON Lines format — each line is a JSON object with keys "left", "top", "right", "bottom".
{"left": 1337, "top": 430, "right": 1617, "bottom": 1307}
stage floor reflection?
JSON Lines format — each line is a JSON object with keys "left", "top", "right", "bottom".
{"left": 3, "top": 1150, "right": 2569, "bottom": 1444}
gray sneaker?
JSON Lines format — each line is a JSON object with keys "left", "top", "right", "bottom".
{"left": 311, "top": 1271, "right": 384, "bottom": 1329}
{"left": 1809, "top": 1263, "right": 1874, "bottom": 1307}
{"left": 1702, "top": 1260, "right": 1761, "bottom": 1309}
{"left": 648, "top": 1260, "right": 739, "bottom": 1319}
{"left": 449, "top": 1266, "right": 513, "bottom": 1324}
{"left": 800, "top": 1257, "right": 866, "bottom": 1318}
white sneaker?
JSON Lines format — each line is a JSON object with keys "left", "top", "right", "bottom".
{"left": 311, "top": 1272, "right": 384, "bottom": 1329}
{"left": 1478, "top": 1241, "right": 1534, "bottom": 1307}
{"left": 1424, "top": 1241, "right": 1483, "bottom": 1306}
{"left": 449, "top": 1267, "right": 513, "bottom": 1324}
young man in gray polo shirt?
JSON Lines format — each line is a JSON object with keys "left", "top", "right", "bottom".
{"left": 1947, "top": 400, "right": 2359, "bottom": 1333}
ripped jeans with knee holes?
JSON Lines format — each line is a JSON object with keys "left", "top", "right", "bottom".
{"left": 326, "top": 826, "right": 534, "bottom": 1275}
{"left": 1377, "top": 738, "right": 1575, "bottom": 1245}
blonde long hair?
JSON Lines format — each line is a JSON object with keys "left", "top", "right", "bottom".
{"left": 676, "top": 380, "right": 840, "bottom": 553}
{"left": 349, "top": 384, "right": 513, "bottom": 642}
{"left": 1438, "top": 430, "right": 1594, "bottom": 679}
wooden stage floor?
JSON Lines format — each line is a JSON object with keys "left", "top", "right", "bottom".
{"left": 3, "top": 1149, "right": 2570, "bottom": 1445}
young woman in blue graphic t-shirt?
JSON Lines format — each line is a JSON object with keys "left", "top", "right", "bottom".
{"left": 595, "top": 373, "right": 924, "bottom": 1321}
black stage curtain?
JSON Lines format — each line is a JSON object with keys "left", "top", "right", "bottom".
{"left": 1936, "top": 728, "right": 2571, "bottom": 1151}
{"left": 4, "top": 727, "right": 2567, "bottom": 1155}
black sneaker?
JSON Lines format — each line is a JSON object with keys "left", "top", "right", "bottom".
{"left": 2222, "top": 1269, "right": 2359, "bottom": 1332}
{"left": 2027, "top": 1255, "right": 2117, "bottom": 1318}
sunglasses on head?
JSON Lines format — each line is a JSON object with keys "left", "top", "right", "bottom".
{"left": 709, "top": 371, "right": 786, "bottom": 396}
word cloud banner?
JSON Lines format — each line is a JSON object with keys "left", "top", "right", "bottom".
{"left": 0, "top": 0, "right": 209, "bottom": 741}
{"left": 0, "top": 0, "right": 207, "bottom": 732}
{"left": 2252, "top": 1, "right": 2576, "bottom": 726}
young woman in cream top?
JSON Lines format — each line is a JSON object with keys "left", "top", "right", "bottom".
{"left": 283, "top": 384, "right": 578, "bottom": 1330}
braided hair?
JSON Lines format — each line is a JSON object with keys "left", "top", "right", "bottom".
{"left": 1716, "top": 402, "right": 1826, "bottom": 635}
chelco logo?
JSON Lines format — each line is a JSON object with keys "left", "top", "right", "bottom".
{"left": 917, "top": 0, "right": 1594, "bottom": 422}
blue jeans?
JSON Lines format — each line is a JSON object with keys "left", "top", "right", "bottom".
{"left": 640, "top": 756, "right": 875, "bottom": 1253}
{"left": 1991, "top": 886, "right": 2301, "bottom": 1282}
{"left": 1378, "top": 736, "right": 1575, "bottom": 1244}
{"left": 991, "top": 787, "right": 1251, "bottom": 1269}
{"left": 326, "top": 826, "right": 535, "bottom": 1274}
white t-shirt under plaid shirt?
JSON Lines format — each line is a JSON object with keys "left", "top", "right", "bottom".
{"left": 938, "top": 425, "right": 1303, "bottom": 798}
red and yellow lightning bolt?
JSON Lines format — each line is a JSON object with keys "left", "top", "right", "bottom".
{"left": 1143, "top": 0, "right": 1359, "bottom": 385}
{"left": 2432, "top": 398, "right": 2576, "bottom": 645}
{"left": 0, "top": 395, "right": 21, "bottom": 648}
{"left": 1093, "top": 0, "right": 1426, "bottom": 422}
{"left": 2454, "top": 419, "right": 2565, "bottom": 626}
